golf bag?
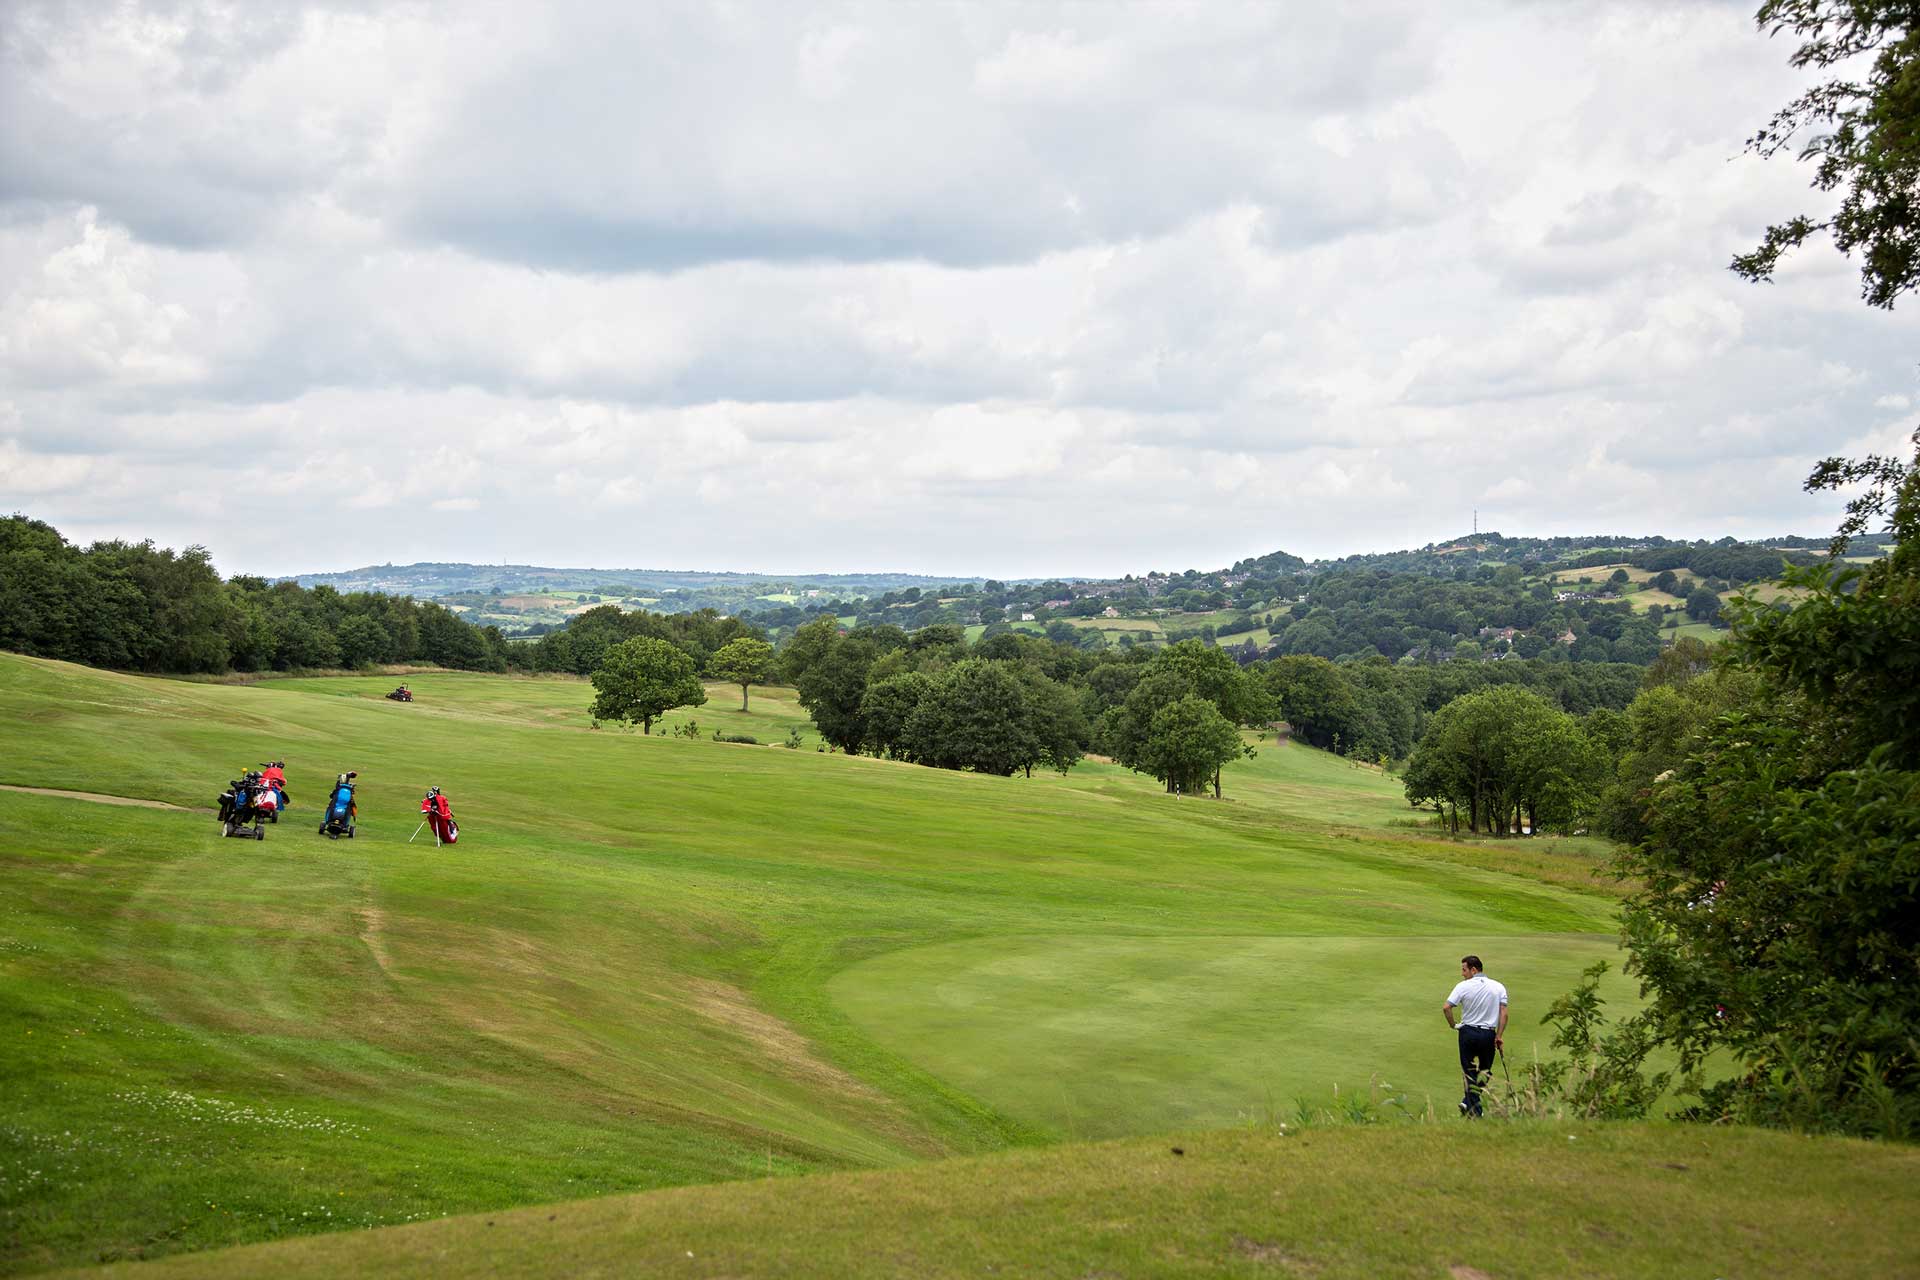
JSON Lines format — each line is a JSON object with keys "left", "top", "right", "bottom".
{"left": 217, "top": 770, "right": 275, "bottom": 841}
{"left": 319, "top": 771, "right": 358, "bottom": 840}
{"left": 260, "top": 761, "right": 289, "bottom": 822}
{"left": 420, "top": 787, "right": 458, "bottom": 846}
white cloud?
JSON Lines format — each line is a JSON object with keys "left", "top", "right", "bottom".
{"left": 2, "top": 1, "right": 1918, "bottom": 577}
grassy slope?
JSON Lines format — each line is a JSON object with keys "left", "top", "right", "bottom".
{"left": 56, "top": 1125, "right": 1920, "bottom": 1280}
{"left": 3, "top": 655, "right": 1895, "bottom": 1278}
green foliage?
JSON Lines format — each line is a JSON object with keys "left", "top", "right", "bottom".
{"left": 1402, "top": 685, "right": 1605, "bottom": 835}
{"left": 900, "top": 660, "right": 1042, "bottom": 777}
{"left": 1613, "top": 432, "right": 1920, "bottom": 1135}
{"left": 1536, "top": 963, "right": 1670, "bottom": 1121}
{"left": 1685, "top": 586, "right": 1722, "bottom": 623}
{"left": 1141, "top": 696, "right": 1248, "bottom": 796}
{"left": 1620, "top": 725, "right": 1920, "bottom": 1132}
{"left": 0, "top": 515, "right": 518, "bottom": 675}
{"left": 524, "top": 604, "right": 761, "bottom": 678}
{"left": 793, "top": 628, "right": 889, "bottom": 752}
{"left": 859, "top": 671, "right": 934, "bottom": 759}
{"left": 1731, "top": 1, "right": 1920, "bottom": 307}
{"left": 1097, "top": 643, "right": 1266, "bottom": 795}
{"left": 588, "top": 637, "right": 707, "bottom": 734}
{"left": 1588, "top": 663, "right": 1761, "bottom": 843}
{"left": 708, "top": 636, "right": 777, "bottom": 710}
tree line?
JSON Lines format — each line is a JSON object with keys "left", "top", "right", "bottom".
{"left": 0, "top": 515, "right": 517, "bottom": 674}
{"left": 748, "top": 616, "right": 1652, "bottom": 794}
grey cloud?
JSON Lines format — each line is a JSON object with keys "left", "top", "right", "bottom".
{"left": 7, "top": 1, "right": 1920, "bottom": 578}
{"left": 1544, "top": 184, "right": 1662, "bottom": 247}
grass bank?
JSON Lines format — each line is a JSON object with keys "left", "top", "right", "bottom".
{"left": 52, "top": 1124, "right": 1920, "bottom": 1279}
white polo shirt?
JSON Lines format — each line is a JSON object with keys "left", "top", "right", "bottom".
{"left": 1446, "top": 973, "right": 1508, "bottom": 1030}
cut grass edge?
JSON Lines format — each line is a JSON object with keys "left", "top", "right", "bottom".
{"left": 49, "top": 1122, "right": 1920, "bottom": 1280}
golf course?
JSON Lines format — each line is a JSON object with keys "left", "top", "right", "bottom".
{"left": 3, "top": 653, "right": 1914, "bottom": 1277}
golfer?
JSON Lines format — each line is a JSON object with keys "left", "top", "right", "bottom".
{"left": 1443, "top": 954, "right": 1508, "bottom": 1118}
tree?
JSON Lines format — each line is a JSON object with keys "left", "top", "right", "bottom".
{"left": 860, "top": 671, "right": 932, "bottom": 759}
{"left": 1262, "top": 655, "right": 1359, "bottom": 752}
{"left": 794, "top": 631, "right": 882, "bottom": 752}
{"left": 1012, "top": 664, "right": 1088, "bottom": 777}
{"left": 1141, "top": 696, "right": 1247, "bottom": 797}
{"left": 1151, "top": 640, "right": 1273, "bottom": 725}
{"left": 589, "top": 636, "right": 706, "bottom": 734}
{"left": 1610, "top": 433, "right": 1920, "bottom": 1134}
{"left": 1731, "top": 2, "right": 1920, "bottom": 308}
{"left": 1642, "top": 635, "right": 1715, "bottom": 688}
{"left": 335, "top": 615, "right": 393, "bottom": 668}
{"left": 708, "top": 636, "right": 776, "bottom": 711}
{"left": 1403, "top": 685, "right": 1600, "bottom": 834}
{"left": 779, "top": 615, "right": 841, "bottom": 686}
{"left": 902, "top": 659, "right": 1039, "bottom": 776}
{"left": 1685, "top": 587, "right": 1722, "bottom": 623}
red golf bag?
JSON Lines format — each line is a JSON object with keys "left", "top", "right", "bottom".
{"left": 421, "top": 789, "right": 458, "bottom": 845}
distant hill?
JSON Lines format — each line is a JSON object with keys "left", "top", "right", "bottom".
{"left": 281, "top": 562, "right": 997, "bottom": 625}
{"left": 285, "top": 562, "right": 975, "bottom": 597}
{"left": 280, "top": 529, "right": 1865, "bottom": 635}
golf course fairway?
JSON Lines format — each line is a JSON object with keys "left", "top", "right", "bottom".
{"left": 4, "top": 654, "right": 1913, "bottom": 1276}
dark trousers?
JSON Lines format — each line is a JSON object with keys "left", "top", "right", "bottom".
{"left": 1458, "top": 1026, "right": 1497, "bottom": 1116}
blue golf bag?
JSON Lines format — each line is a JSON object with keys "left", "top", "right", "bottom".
{"left": 319, "top": 772, "right": 358, "bottom": 840}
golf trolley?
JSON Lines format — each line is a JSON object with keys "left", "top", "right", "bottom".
{"left": 217, "top": 771, "right": 277, "bottom": 840}
{"left": 319, "top": 771, "right": 358, "bottom": 840}
{"left": 386, "top": 686, "right": 413, "bottom": 702}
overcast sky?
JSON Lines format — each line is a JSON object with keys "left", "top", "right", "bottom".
{"left": 2, "top": 1, "right": 1915, "bottom": 580}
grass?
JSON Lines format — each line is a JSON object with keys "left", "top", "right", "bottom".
{"left": 830, "top": 933, "right": 1635, "bottom": 1140}
{"left": 1662, "top": 620, "right": 1728, "bottom": 643}
{"left": 50, "top": 1125, "right": 1920, "bottom": 1279}
{"left": 0, "top": 653, "right": 1902, "bottom": 1277}
{"left": 1546, "top": 564, "right": 1654, "bottom": 585}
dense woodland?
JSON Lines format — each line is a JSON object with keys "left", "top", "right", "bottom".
{"left": 0, "top": 516, "right": 520, "bottom": 674}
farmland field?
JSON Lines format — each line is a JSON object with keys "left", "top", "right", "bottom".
{"left": 1546, "top": 563, "right": 1654, "bottom": 585}
{"left": 1, "top": 653, "right": 1907, "bottom": 1278}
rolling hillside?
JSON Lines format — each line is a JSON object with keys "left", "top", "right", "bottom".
{"left": 3, "top": 655, "right": 1908, "bottom": 1277}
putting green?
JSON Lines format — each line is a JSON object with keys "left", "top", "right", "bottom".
{"left": 830, "top": 932, "right": 1633, "bottom": 1138}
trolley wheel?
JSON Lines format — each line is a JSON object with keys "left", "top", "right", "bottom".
{"left": 346, "top": 827, "right": 355, "bottom": 839}
{"left": 221, "top": 821, "right": 233, "bottom": 837}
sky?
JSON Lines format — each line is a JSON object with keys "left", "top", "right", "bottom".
{"left": 1, "top": 1, "right": 1916, "bottom": 580}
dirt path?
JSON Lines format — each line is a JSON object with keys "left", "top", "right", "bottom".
{"left": 0, "top": 784, "right": 191, "bottom": 811}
